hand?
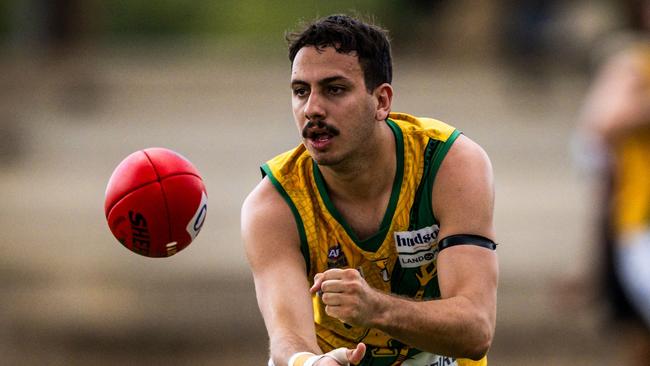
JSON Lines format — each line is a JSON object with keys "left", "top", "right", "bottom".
{"left": 315, "top": 343, "right": 366, "bottom": 365}
{"left": 310, "top": 268, "right": 384, "bottom": 327}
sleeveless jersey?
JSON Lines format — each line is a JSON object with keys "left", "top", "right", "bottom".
{"left": 262, "top": 112, "right": 487, "bottom": 366}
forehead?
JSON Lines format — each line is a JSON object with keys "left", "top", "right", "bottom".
{"left": 291, "top": 46, "right": 363, "bottom": 82}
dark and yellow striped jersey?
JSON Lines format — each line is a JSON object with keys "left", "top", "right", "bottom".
{"left": 262, "top": 112, "right": 486, "bottom": 366}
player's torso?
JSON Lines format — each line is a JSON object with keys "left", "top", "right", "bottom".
{"left": 263, "top": 113, "right": 485, "bottom": 366}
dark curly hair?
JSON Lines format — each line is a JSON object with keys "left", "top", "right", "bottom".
{"left": 286, "top": 14, "right": 392, "bottom": 92}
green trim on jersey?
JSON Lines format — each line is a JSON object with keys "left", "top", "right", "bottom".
{"left": 261, "top": 164, "right": 311, "bottom": 273}
{"left": 312, "top": 119, "right": 405, "bottom": 252}
{"left": 389, "top": 128, "right": 461, "bottom": 298}
{"left": 417, "top": 129, "right": 462, "bottom": 225}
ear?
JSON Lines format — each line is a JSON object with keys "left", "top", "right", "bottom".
{"left": 373, "top": 83, "right": 393, "bottom": 121}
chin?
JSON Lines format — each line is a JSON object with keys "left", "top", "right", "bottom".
{"left": 304, "top": 144, "right": 344, "bottom": 167}
{"left": 310, "top": 152, "right": 341, "bottom": 167}
{"left": 312, "top": 156, "right": 336, "bottom": 166}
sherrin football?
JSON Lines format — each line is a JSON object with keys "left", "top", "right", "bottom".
{"left": 104, "top": 148, "right": 207, "bottom": 257}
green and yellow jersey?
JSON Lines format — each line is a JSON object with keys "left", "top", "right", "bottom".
{"left": 262, "top": 112, "right": 486, "bottom": 366}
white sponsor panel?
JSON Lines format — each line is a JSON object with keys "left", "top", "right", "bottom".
{"left": 186, "top": 191, "right": 208, "bottom": 241}
{"left": 393, "top": 225, "right": 439, "bottom": 268}
{"left": 398, "top": 251, "right": 437, "bottom": 268}
{"left": 402, "top": 352, "right": 458, "bottom": 366}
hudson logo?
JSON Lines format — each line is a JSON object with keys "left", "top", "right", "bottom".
{"left": 327, "top": 243, "right": 348, "bottom": 268}
{"left": 393, "top": 225, "right": 439, "bottom": 268}
{"left": 128, "top": 210, "right": 150, "bottom": 255}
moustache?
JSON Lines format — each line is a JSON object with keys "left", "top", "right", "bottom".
{"left": 302, "top": 120, "right": 341, "bottom": 139}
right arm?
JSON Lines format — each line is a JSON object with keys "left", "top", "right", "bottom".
{"left": 241, "top": 177, "right": 321, "bottom": 366}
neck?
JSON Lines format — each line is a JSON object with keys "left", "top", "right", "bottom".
{"left": 318, "top": 121, "right": 396, "bottom": 203}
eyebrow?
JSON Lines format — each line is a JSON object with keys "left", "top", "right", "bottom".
{"left": 291, "top": 75, "right": 351, "bottom": 87}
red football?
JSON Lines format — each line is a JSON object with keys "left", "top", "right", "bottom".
{"left": 104, "top": 148, "right": 207, "bottom": 257}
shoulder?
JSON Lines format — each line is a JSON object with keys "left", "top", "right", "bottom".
{"left": 242, "top": 177, "right": 306, "bottom": 273}
{"left": 433, "top": 134, "right": 495, "bottom": 239}
{"left": 431, "top": 134, "right": 493, "bottom": 193}
{"left": 443, "top": 134, "right": 492, "bottom": 173}
{"left": 264, "top": 144, "right": 310, "bottom": 177}
{"left": 389, "top": 112, "right": 457, "bottom": 142}
{"left": 241, "top": 177, "right": 294, "bottom": 232}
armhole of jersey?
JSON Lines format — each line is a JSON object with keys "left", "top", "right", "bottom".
{"left": 427, "top": 129, "right": 462, "bottom": 222}
{"left": 260, "top": 164, "right": 311, "bottom": 274}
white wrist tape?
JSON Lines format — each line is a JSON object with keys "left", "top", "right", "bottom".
{"left": 288, "top": 352, "right": 316, "bottom": 366}
{"left": 288, "top": 348, "right": 350, "bottom": 366}
{"left": 323, "top": 348, "right": 349, "bottom": 365}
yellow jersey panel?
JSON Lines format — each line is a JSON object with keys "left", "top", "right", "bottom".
{"left": 612, "top": 44, "right": 650, "bottom": 235}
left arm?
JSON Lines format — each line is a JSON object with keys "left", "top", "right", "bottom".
{"left": 313, "top": 135, "right": 498, "bottom": 360}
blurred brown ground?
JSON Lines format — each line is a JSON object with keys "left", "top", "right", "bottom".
{"left": 0, "top": 43, "right": 618, "bottom": 365}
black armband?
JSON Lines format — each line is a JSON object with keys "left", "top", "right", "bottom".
{"left": 438, "top": 234, "right": 497, "bottom": 252}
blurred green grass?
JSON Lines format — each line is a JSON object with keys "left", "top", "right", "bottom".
{"left": 105, "top": 0, "right": 385, "bottom": 38}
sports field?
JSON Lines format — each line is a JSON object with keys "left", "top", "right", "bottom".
{"left": 0, "top": 46, "right": 616, "bottom": 364}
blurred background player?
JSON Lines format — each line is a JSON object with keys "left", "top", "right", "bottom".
{"left": 576, "top": 1, "right": 650, "bottom": 364}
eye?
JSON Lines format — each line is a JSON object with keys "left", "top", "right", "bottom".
{"left": 293, "top": 87, "right": 308, "bottom": 97}
{"left": 328, "top": 85, "right": 345, "bottom": 95}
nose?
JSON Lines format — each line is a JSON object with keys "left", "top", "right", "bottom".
{"left": 304, "top": 91, "right": 326, "bottom": 121}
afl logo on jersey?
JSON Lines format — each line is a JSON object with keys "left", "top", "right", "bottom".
{"left": 327, "top": 243, "right": 348, "bottom": 269}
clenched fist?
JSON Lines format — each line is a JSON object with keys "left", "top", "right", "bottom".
{"left": 310, "top": 268, "right": 386, "bottom": 327}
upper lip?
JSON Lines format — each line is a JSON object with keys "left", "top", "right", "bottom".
{"left": 305, "top": 129, "right": 332, "bottom": 139}
{"left": 302, "top": 120, "right": 340, "bottom": 139}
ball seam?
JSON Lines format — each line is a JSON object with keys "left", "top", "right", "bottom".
{"left": 143, "top": 150, "right": 174, "bottom": 253}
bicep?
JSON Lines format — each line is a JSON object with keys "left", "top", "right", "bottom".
{"left": 432, "top": 135, "right": 498, "bottom": 305}
{"left": 241, "top": 179, "right": 317, "bottom": 347}
{"left": 437, "top": 245, "right": 498, "bottom": 312}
